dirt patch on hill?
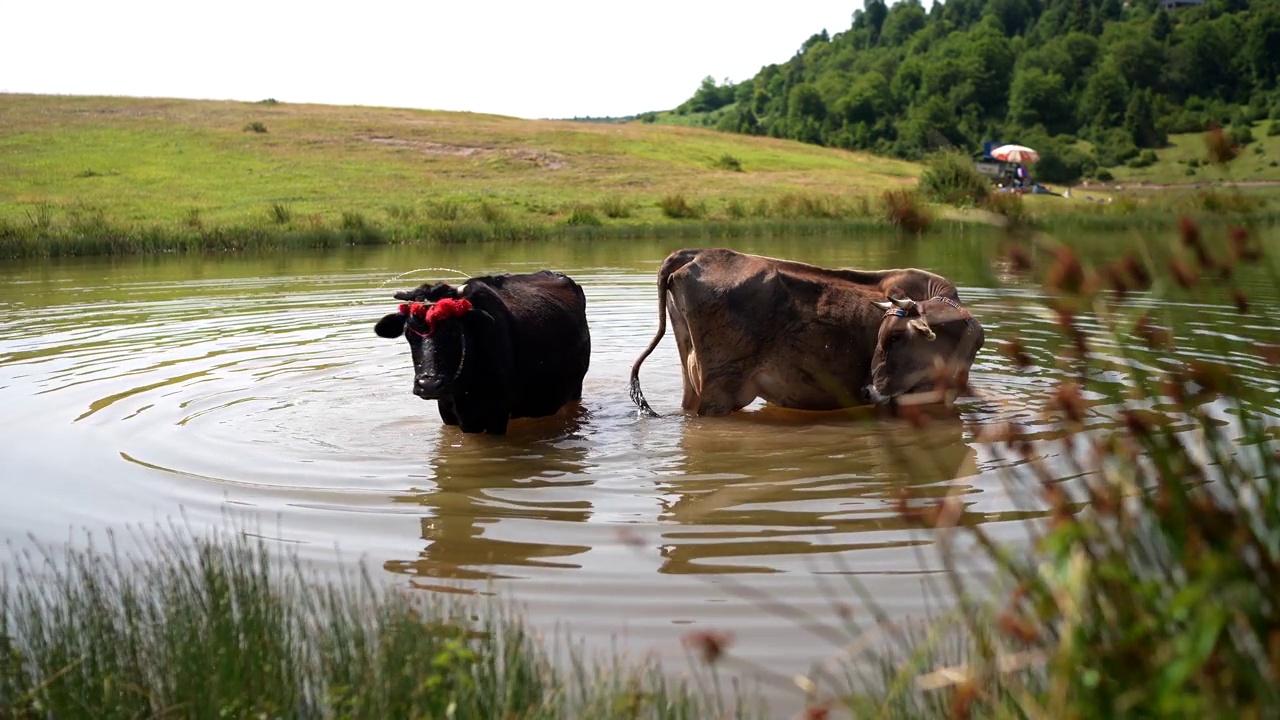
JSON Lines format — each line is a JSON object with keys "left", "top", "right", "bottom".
{"left": 361, "top": 135, "right": 566, "bottom": 169}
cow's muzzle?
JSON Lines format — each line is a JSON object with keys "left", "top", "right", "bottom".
{"left": 414, "top": 375, "right": 449, "bottom": 400}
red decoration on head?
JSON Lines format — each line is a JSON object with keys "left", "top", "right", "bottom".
{"left": 425, "top": 298, "right": 472, "bottom": 334}
{"left": 394, "top": 297, "right": 473, "bottom": 336}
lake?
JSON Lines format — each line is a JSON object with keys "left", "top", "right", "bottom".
{"left": 2, "top": 230, "right": 1278, "bottom": 705}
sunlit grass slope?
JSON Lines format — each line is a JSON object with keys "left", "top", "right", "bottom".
{"left": 0, "top": 93, "right": 919, "bottom": 228}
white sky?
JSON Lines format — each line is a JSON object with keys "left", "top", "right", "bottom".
{"left": 2, "top": 1, "right": 867, "bottom": 119}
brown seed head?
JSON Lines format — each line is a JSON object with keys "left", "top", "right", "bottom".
{"left": 1178, "top": 216, "right": 1202, "bottom": 252}
{"left": 1007, "top": 243, "right": 1034, "bottom": 272}
{"left": 800, "top": 706, "right": 831, "bottom": 720}
{"left": 1046, "top": 246, "right": 1085, "bottom": 294}
{"left": 1054, "top": 307, "right": 1090, "bottom": 356}
{"left": 1230, "top": 225, "right": 1263, "bottom": 262}
{"left": 1053, "top": 382, "right": 1086, "bottom": 423}
{"left": 1122, "top": 409, "right": 1151, "bottom": 437}
{"left": 681, "top": 629, "right": 734, "bottom": 664}
{"left": 1134, "top": 314, "right": 1171, "bottom": 349}
{"left": 1168, "top": 257, "right": 1200, "bottom": 289}
{"left": 1120, "top": 252, "right": 1152, "bottom": 290}
{"left": 1231, "top": 288, "right": 1249, "bottom": 314}
{"left": 997, "top": 610, "right": 1042, "bottom": 645}
{"left": 999, "top": 340, "right": 1034, "bottom": 369}
{"left": 950, "top": 680, "right": 979, "bottom": 720}
{"left": 1260, "top": 345, "right": 1280, "bottom": 366}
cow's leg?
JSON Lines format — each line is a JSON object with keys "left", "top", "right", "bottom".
{"left": 485, "top": 414, "right": 510, "bottom": 435}
{"left": 437, "top": 398, "right": 460, "bottom": 426}
{"left": 691, "top": 365, "right": 759, "bottom": 416}
{"left": 667, "top": 296, "right": 700, "bottom": 412}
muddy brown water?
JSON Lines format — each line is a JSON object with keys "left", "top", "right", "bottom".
{"left": 3, "top": 232, "right": 1278, "bottom": 707}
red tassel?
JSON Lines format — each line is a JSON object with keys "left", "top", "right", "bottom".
{"left": 426, "top": 298, "right": 472, "bottom": 333}
{"left": 398, "top": 303, "right": 411, "bottom": 315}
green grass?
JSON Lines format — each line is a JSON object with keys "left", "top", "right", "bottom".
{"left": 0, "top": 522, "right": 745, "bottom": 719}
{"left": 4, "top": 94, "right": 1280, "bottom": 259}
{"left": 1081, "top": 121, "right": 1280, "bottom": 186}
{"left": 0, "top": 94, "right": 917, "bottom": 229}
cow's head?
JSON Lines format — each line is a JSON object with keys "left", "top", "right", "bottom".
{"left": 863, "top": 295, "right": 976, "bottom": 404}
{"left": 374, "top": 283, "right": 493, "bottom": 399}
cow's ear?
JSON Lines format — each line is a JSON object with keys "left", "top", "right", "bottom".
{"left": 907, "top": 318, "right": 936, "bottom": 341}
{"left": 374, "top": 313, "right": 407, "bottom": 338}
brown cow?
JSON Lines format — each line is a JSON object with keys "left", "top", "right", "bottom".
{"left": 628, "top": 248, "right": 985, "bottom": 416}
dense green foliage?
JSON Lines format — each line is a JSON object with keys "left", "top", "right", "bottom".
{"left": 672, "top": 0, "right": 1280, "bottom": 176}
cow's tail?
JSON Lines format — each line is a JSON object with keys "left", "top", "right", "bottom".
{"left": 629, "top": 249, "right": 699, "bottom": 418}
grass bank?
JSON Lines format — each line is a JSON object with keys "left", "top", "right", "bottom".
{"left": 5, "top": 95, "right": 1279, "bottom": 259}
{"left": 0, "top": 523, "right": 736, "bottom": 719}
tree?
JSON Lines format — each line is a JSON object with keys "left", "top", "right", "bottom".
{"left": 1125, "top": 89, "right": 1166, "bottom": 148}
{"left": 1008, "top": 67, "right": 1073, "bottom": 135}
{"left": 881, "top": 0, "right": 928, "bottom": 46}
{"left": 1152, "top": 10, "right": 1173, "bottom": 42}
{"left": 1107, "top": 35, "right": 1165, "bottom": 90}
{"left": 864, "top": 0, "right": 889, "bottom": 44}
{"left": 1079, "top": 62, "right": 1129, "bottom": 129}
{"left": 1244, "top": 7, "right": 1280, "bottom": 90}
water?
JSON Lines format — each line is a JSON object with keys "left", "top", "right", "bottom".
{"left": 3, "top": 232, "right": 1278, "bottom": 703}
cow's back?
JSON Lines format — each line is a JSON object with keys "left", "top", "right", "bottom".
{"left": 475, "top": 270, "right": 591, "bottom": 416}
{"left": 662, "top": 249, "right": 956, "bottom": 412}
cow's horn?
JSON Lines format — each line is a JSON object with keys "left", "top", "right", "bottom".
{"left": 872, "top": 300, "right": 895, "bottom": 311}
{"left": 890, "top": 297, "right": 916, "bottom": 310}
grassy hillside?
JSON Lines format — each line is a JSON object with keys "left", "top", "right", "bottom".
{"left": 0, "top": 93, "right": 920, "bottom": 229}
{"left": 1091, "top": 121, "right": 1280, "bottom": 186}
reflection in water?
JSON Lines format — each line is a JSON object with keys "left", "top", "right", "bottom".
{"left": 384, "top": 404, "right": 596, "bottom": 586}
{"left": 657, "top": 407, "right": 979, "bottom": 574}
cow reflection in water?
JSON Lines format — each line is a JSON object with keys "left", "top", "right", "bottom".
{"left": 382, "top": 405, "right": 594, "bottom": 588}
{"left": 652, "top": 405, "right": 980, "bottom": 575}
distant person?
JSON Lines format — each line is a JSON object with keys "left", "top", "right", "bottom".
{"left": 1014, "top": 164, "right": 1028, "bottom": 188}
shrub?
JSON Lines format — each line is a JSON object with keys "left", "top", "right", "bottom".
{"left": 426, "top": 201, "right": 462, "bottom": 221}
{"left": 1126, "top": 149, "right": 1158, "bottom": 168}
{"left": 477, "top": 201, "right": 509, "bottom": 225}
{"left": 658, "top": 194, "right": 706, "bottom": 219}
{"left": 1094, "top": 168, "right": 1114, "bottom": 182}
{"left": 597, "top": 196, "right": 633, "bottom": 219}
{"left": 724, "top": 198, "right": 748, "bottom": 219}
{"left": 917, "top": 150, "right": 989, "bottom": 206}
{"left": 712, "top": 153, "right": 744, "bottom": 172}
{"left": 269, "top": 203, "right": 292, "bottom": 224}
{"left": 771, "top": 193, "right": 843, "bottom": 219}
{"left": 879, "top": 189, "right": 930, "bottom": 234}
{"left": 1268, "top": 120, "right": 1280, "bottom": 137}
{"left": 243, "top": 122, "right": 268, "bottom": 133}
{"left": 1229, "top": 123, "right": 1255, "bottom": 147}
{"left": 340, "top": 211, "right": 367, "bottom": 230}
{"left": 1092, "top": 128, "right": 1141, "bottom": 168}
{"left": 564, "top": 207, "right": 602, "bottom": 226}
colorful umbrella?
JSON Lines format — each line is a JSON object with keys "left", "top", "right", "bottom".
{"left": 990, "top": 144, "right": 1040, "bottom": 164}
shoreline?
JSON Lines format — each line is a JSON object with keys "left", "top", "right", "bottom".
{"left": 5, "top": 209, "right": 1279, "bottom": 261}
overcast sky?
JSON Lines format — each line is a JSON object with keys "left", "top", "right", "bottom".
{"left": 2, "top": 1, "right": 869, "bottom": 119}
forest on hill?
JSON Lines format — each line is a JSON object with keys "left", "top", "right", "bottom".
{"left": 663, "top": 0, "right": 1280, "bottom": 182}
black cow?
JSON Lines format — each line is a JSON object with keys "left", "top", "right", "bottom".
{"left": 374, "top": 270, "right": 591, "bottom": 435}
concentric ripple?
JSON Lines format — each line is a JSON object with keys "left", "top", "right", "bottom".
{"left": 3, "top": 235, "right": 1278, "bottom": 687}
